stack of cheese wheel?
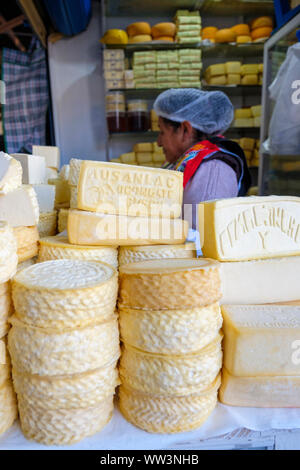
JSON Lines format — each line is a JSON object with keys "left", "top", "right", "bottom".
{"left": 13, "top": 226, "right": 39, "bottom": 266}
{"left": 118, "top": 258, "right": 223, "bottom": 433}
{"left": 8, "top": 259, "right": 120, "bottom": 445}
{"left": 250, "top": 16, "right": 273, "bottom": 43}
{"left": 0, "top": 221, "right": 18, "bottom": 436}
{"left": 38, "top": 235, "right": 118, "bottom": 269}
{"left": 127, "top": 22, "right": 152, "bottom": 44}
{"left": 151, "top": 22, "right": 176, "bottom": 42}
{"left": 119, "top": 242, "right": 196, "bottom": 266}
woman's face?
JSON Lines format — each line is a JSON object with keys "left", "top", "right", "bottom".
{"left": 157, "top": 117, "right": 189, "bottom": 164}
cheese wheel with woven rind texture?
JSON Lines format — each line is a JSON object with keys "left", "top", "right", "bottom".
{"left": 119, "top": 334, "right": 222, "bottom": 396}
{"left": 8, "top": 315, "right": 120, "bottom": 376}
{"left": 118, "top": 242, "right": 196, "bottom": 266}
{"left": 118, "top": 376, "right": 220, "bottom": 434}
{"left": 38, "top": 211, "right": 57, "bottom": 238}
{"left": 0, "top": 381, "right": 18, "bottom": 436}
{"left": 119, "top": 258, "right": 221, "bottom": 310}
{"left": 18, "top": 395, "right": 114, "bottom": 445}
{"left": 119, "top": 302, "right": 222, "bottom": 354}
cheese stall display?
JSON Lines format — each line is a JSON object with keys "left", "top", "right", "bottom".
{"left": 118, "top": 258, "right": 223, "bottom": 433}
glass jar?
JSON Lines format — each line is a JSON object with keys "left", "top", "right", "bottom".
{"left": 127, "top": 100, "right": 150, "bottom": 132}
{"left": 106, "top": 93, "right": 127, "bottom": 133}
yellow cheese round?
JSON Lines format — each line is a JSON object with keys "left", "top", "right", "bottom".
{"left": 8, "top": 315, "right": 120, "bottom": 376}
{"left": 118, "top": 377, "right": 220, "bottom": 434}
{"left": 127, "top": 22, "right": 151, "bottom": 37}
{"left": 128, "top": 34, "right": 152, "bottom": 43}
{"left": 119, "top": 242, "right": 196, "bottom": 266}
{"left": 251, "top": 26, "right": 272, "bottom": 40}
{"left": 119, "top": 335, "right": 223, "bottom": 396}
{"left": 12, "top": 359, "right": 120, "bottom": 410}
{"left": 250, "top": 16, "right": 273, "bottom": 30}
{"left": 237, "top": 35, "right": 252, "bottom": 43}
{"left": 154, "top": 36, "right": 174, "bottom": 42}
{"left": 18, "top": 395, "right": 114, "bottom": 445}
{"left": 38, "top": 235, "right": 118, "bottom": 268}
{"left": 119, "top": 258, "right": 221, "bottom": 310}
{"left": 119, "top": 303, "right": 222, "bottom": 354}
{"left": 151, "top": 23, "right": 176, "bottom": 38}
{"left": 202, "top": 27, "right": 218, "bottom": 39}
{"left": 0, "top": 362, "right": 11, "bottom": 388}
{"left": 100, "top": 29, "right": 128, "bottom": 45}
{"left": 215, "top": 28, "right": 237, "bottom": 43}
{"left": 12, "top": 259, "right": 118, "bottom": 328}
{"left": 231, "top": 24, "right": 250, "bottom": 36}
{"left": 0, "top": 381, "right": 17, "bottom": 436}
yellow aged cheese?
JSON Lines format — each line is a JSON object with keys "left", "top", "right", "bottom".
{"left": 254, "top": 116, "right": 261, "bottom": 127}
{"left": 120, "top": 335, "right": 222, "bottom": 396}
{"left": 119, "top": 258, "right": 221, "bottom": 310}
{"left": 0, "top": 152, "right": 22, "bottom": 194}
{"left": 199, "top": 196, "right": 300, "bottom": 261}
{"left": 8, "top": 315, "right": 120, "bottom": 376}
{"left": 205, "top": 64, "right": 226, "bottom": 78}
{"left": 219, "top": 368, "right": 300, "bottom": 407}
{"left": 12, "top": 259, "right": 118, "bottom": 328}
{"left": 241, "top": 74, "right": 258, "bottom": 85}
{"left": 227, "top": 74, "right": 241, "bottom": 85}
{"left": 251, "top": 105, "right": 262, "bottom": 117}
{"left": 136, "top": 152, "right": 152, "bottom": 164}
{"left": 206, "top": 75, "right": 227, "bottom": 86}
{"left": 239, "top": 137, "right": 255, "bottom": 150}
{"left": 234, "top": 118, "right": 254, "bottom": 127}
{"left": 152, "top": 152, "right": 165, "bottom": 163}
{"left": 118, "top": 303, "right": 222, "bottom": 355}
{"left": 241, "top": 64, "right": 259, "bottom": 75}
{"left": 0, "top": 381, "right": 18, "bottom": 436}
{"left": 74, "top": 160, "right": 183, "bottom": 218}
{"left": 38, "top": 235, "right": 118, "bottom": 268}
{"left": 68, "top": 210, "right": 188, "bottom": 246}
{"left": 118, "top": 242, "right": 196, "bottom": 265}
{"left": 222, "top": 304, "right": 300, "bottom": 376}
{"left": 225, "top": 61, "right": 241, "bottom": 74}
{"left": 133, "top": 143, "right": 153, "bottom": 152}
{"left": 120, "top": 152, "right": 136, "bottom": 164}
{"left": 235, "top": 108, "right": 252, "bottom": 119}
{"left": 48, "top": 178, "right": 71, "bottom": 208}
{"left": 118, "top": 377, "right": 220, "bottom": 434}
{"left": 18, "top": 395, "right": 114, "bottom": 445}
{"left": 38, "top": 211, "right": 57, "bottom": 238}
{"left": 12, "top": 360, "right": 119, "bottom": 409}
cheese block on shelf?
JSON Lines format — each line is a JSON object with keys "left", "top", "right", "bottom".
{"left": 17, "top": 395, "right": 114, "bottom": 446}
{"left": 68, "top": 210, "right": 188, "bottom": 246}
{"left": 204, "top": 64, "right": 226, "bottom": 78}
{"left": 12, "top": 154, "right": 46, "bottom": 185}
{"left": 12, "top": 259, "right": 119, "bottom": 328}
{"left": 222, "top": 304, "right": 300, "bottom": 376}
{"left": 8, "top": 315, "right": 120, "bottom": 375}
{"left": 32, "top": 184, "right": 55, "bottom": 212}
{"left": 13, "top": 226, "right": 39, "bottom": 263}
{"left": 219, "top": 369, "right": 300, "bottom": 407}
{"left": 119, "top": 334, "right": 222, "bottom": 396}
{"left": 38, "top": 211, "right": 57, "bottom": 238}
{"left": 220, "top": 256, "right": 300, "bottom": 304}
{"left": 0, "top": 152, "right": 22, "bottom": 194}
{"left": 198, "top": 196, "right": 300, "bottom": 261}
{"left": 118, "top": 258, "right": 221, "bottom": 310}
{"left": 38, "top": 235, "right": 118, "bottom": 268}
{"left": 120, "top": 152, "right": 136, "bottom": 164}
{"left": 225, "top": 61, "right": 241, "bottom": 74}
{"left": 118, "top": 376, "right": 220, "bottom": 434}
{"left": 0, "top": 185, "right": 39, "bottom": 227}
{"left": 32, "top": 145, "right": 60, "bottom": 170}
{"left": 119, "top": 303, "right": 222, "bottom": 355}
{"left": 73, "top": 160, "right": 183, "bottom": 218}
{"left": 118, "top": 242, "right": 196, "bottom": 265}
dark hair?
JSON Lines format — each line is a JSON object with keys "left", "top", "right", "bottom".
{"left": 161, "top": 117, "right": 207, "bottom": 142}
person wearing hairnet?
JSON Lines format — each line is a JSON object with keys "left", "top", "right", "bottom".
{"left": 154, "top": 88, "right": 251, "bottom": 230}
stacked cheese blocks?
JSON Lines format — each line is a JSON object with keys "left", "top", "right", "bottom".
{"left": 8, "top": 259, "right": 120, "bottom": 445}
{"left": 0, "top": 222, "right": 18, "bottom": 437}
{"left": 115, "top": 142, "right": 165, "bottom": 168}
{"left": 202, "top": 17, "right": 272, "bottom": 44}
{"left": 234, "top": 104, "right": 262, "bottom": 128}
{"left": 204, "top": 62, "right": 263, "bottom": 86}
{"left": 156, "top": 50, "right": 179, "bottom": 89}
{"left": 198, "top": 196, "right": 300, "bottom": 408}
{"left": 133, "top": 51, "right": 157, "bottom": 89}
{"left": 0, "top": 152, "right": 40, "bottom": 269}
{"left": 237, "top": 138, "right": 260, "bottom": 167}
{"left": 127, "top": 22, "right": 152, "bottom": 44}
{"left": 151, "top": 110, "right": 159, "bottom": 132}
{"left": 151, "top": 22, "right": 176, "bottom": 43}
{"left": 175, "top": 10, "right": 202, "bottom": 44}
{"left": 37, "top": 235, "right": 118, "bottom": 269}
{"left": 117, "top": 258, "right": 223, "bottom": 433}
{"left": 67, "top": 159, "right": 187, "bottom": 246}
{"left": 178, "top": 49, "right": 202, "bottom": 88}
{"left": 103, "top": 49, "right": 125, "bottom": 90}
{"left": 119, "top": 242, "right": 196, "bottom": 266}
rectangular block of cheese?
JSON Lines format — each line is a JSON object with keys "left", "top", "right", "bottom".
{"left": 152, "top": 152, "right": 165, "bottom": 163}
{"left": 68, "top": 210, "right": 188, "bottom": 246}
{"left": 235, "top": 108, "right": 252, "bottom": 119}
{"left": 133, "top": 143, "right": 153, "bottom": 153}
{"left": 198, "top": 196, "right": 300, "bottom": 261}
{"left": 32, "top": 184, "right": 55, "bottom": 212}
{"left": 222, "top": 304, "right": 300, "bottom": 376}
{"left": 0, "top": 185, "right": 39, "bottom": 227}
{"left": 205, "top": 64, "right": 225, "bottom": 78}
{"left": 219, "top": 369, "right": 300, "bottom": 407}
{"left": 239, "top": 137, "right": 255, "bottom": 151}
{"left": 136, "top": 152, "right": 152, "bottom": 164}
{"left": 206, "top": 75, "right": 227, "bottom": 86}
{"left": 12, "top": 154, "right": 46, "bottom": 184}
{"left": 241, "top": 64, "right": 259, "bottom": 75}
{"left": 233, "top": 118, "right": 254, "bottom": 127}
{"left": 241, "top": 74, "right": 258, "bottom": 85}
{"left": 120, "top": 152, "right": 136, "bottom": 164}
{"left": 32, "top": 146, "right": 60, "bottom": 170}
{"left": 220, "top": 256, "right": 300, "bottom": 304}
{"left": 0, "top": 152, "right": 22, "bottom": 194}
{"left": 76, "top": 161, "right": 183, "bottom": 218}
{"left": 225, "top": 62, "right": 241, "bottom": 74}
{"left": 251, "top": 105, "right": 262, "bottom": 117}
{"left": 103, "top": 49, "right": 124, "bottom": 61}
{"left": 104, "top": 70, "right": 124, "bottom": 81}
{"left": 103, "top": 60, "right": 125, "bottom": 71}
{"left": 227, "top": 74, "right": 241, "bottom": 85}
{"left": 254, "top": 116, "right": 261, "bottom": 127}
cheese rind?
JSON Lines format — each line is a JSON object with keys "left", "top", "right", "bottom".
{"left": 13, "top": 226, "right": 39, "bottom": 263}
{"left": 119, "top": 242, "right": 196, "bottom": 265}
{"left": 0, "top": 381, "right": 18, "bottom": 436}
{"left": 219, "top": 369, "right": 300, "bottom": 407}
{"left": 199, "top": 196, "right": 300, "bottom": 261}
{"left": 0, "top": 152, "right": 22, "bottom": 194}
{"left": 68, "top": 210, "right": 188, "bottom": 246}
{"left": 76, "top": 160, "right": 183, "bottom": 218}
{"left": 0, "top": 185, "right": 39, "bottom": 227}
{"left": 58, "top": 208, "right": 69, "bottom": 233}
{"left": 119, "top": 258, "right": 221, "bottom": 309}
{"left": 38, "top": 211, "right": 57, "bottom": 238}
{"left": 222, "top": 304, "right": 300, "bottom": 376}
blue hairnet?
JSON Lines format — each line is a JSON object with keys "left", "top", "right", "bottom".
{"left": 153, "top": 88, "right": 234, "bottom": 135}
